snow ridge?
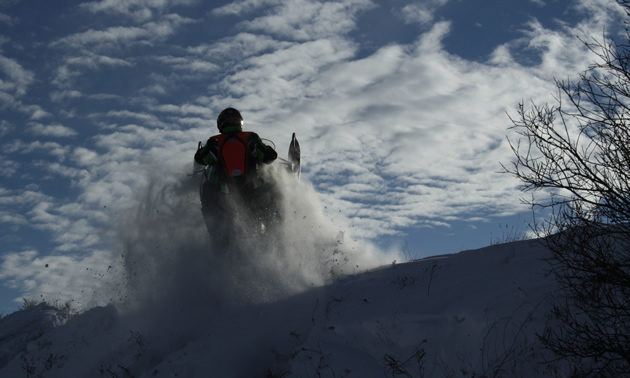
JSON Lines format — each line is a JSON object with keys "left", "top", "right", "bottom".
{"left": 0, "top": 170, "right": 558, "bottom": 377}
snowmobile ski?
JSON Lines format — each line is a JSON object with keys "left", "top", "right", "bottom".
{"left": 287, "top": 132, "right": 301, "bottom": 177}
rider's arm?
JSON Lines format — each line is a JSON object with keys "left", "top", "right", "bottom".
{"left": 249, "top": 134, "right": 277, "bottom": 164}
{"left": 194, "top": 139, "right": 219, "bottom": 166}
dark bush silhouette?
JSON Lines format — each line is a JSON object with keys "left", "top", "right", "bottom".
{"left": 504, "top": 1, "right": 630, "bottom": 375}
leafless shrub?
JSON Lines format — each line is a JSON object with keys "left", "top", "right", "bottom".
{"left": 505, "top": 1, "right": 630, "bottom": 374}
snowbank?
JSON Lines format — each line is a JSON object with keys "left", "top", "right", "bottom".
{"left": 0, "top": 238, "right": 559, "bottom": 377}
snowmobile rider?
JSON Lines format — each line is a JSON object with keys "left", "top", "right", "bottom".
{"left": 195, "top": 107, "right": 278, "bottom": 187}
{"left": 194, "top": 108, "right": 278, "bottom": 231}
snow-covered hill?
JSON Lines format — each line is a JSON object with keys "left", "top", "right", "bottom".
{"left": 0, "top": 170, "right": 565, "bottom": 377}
{"left": 0, "top": 238, "right": 558, "bottom": 377}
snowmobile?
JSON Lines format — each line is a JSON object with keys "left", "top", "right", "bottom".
{"left": 192, "top": 133, "right": 301, "bottom": 249}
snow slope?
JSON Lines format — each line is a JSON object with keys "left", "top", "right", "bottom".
{"left": 0, "top": 168, "right": 561, "bottom": 377}
{"left": 0, "top": 238, "right": 557, "bottom": 377}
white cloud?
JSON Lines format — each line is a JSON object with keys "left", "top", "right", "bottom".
{"left": 66, "top": 54, "right": 134, "bottom": 69}
{"left": 153, "top": 102, "right": 213, "bottom": 118}
{"left": 0, "top": 98, "right": 52, "bottom": 122}
{"left": 0, "top": 159, "right": 18, "bottom": 177}
{"left": 189, "top": 33, "right": 291, "bottom": 59}
{"left": 49, "top": 90, "right": 83, "bottom": 102}
{"left": 395, "top": 0, "right": 449, "bottom": 26}
{"left": 212, "top": 0, "right": 281, "bottom": 16}
{"left": 72, "top": 147, "right": 100, "bottom": 167}
{"left": 103, "top": 109, "right": 170, "bottom": 128}
{"left": 574, "top": 0, "right": 627, "bottom": 26}
{"left": 80, "top": 0, "right": 200, "bottom": 22}
{"left": 28, "top": 123, "right": 78, "bottom": 137}
{"left": 0, "top": 11, "right": 16, "bottom": 26}
{"left": 53, "top": 15, "right": 195, "bottom": 50}
{"left": 0, "top": 210, "right": 27, "bottom": 225}
{"left": 234, "top": 0, "right": 376, "bottom": 41}
{"left": 0, "top": 248, "right": 115, "bottom": 310}
{"left": 215, "top": 38, "right": 357, "bottom": 107}
{"left": 0, "top": 55, "right": 34, "bottom": 96}
{"left": 27, "top": 105, "right": 52, "bottom": 120}
{"left": 2, "top": 140, "right": 70, "bottom": 158}
{"left": 0, "top": 187, "right": 49, "bottom": 207}
{"left": 155, "top": 55, "right": 219, "bottom": 73}
{"left": 51, "top": 65, "right": 80, "bottom": 89}
{"left": 0, "top": 188, "right": 70, "bottom": 249}
{"left": 48, "top": 15, "right": 196, "bottom": 91}
{"left": 0, "top": 120, "right": 12, "bottom": 136}
{"left": 16, "top": 193, "right": 105, "bottom": 252}
{"left": 54, "top": 26, "right": 151, "bottom": 48}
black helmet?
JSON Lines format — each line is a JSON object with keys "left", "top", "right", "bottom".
{"left": 217, "top": 108, "right": 243, "bottom": 131}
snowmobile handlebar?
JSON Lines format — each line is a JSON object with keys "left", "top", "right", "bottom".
{"left": 261, "top": 138, "right": 276, "bottom": 151}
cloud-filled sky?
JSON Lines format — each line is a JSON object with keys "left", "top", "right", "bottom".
{"left": 0, "top": 0, "right": 627, "bottom": 314}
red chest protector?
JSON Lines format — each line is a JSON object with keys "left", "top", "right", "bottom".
{"left": 211, "top": 132, "right": 257, "bottom": 190}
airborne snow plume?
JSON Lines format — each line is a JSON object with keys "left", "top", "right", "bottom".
{"left": 103, "top": 161, "right": 396, "bottom": 317}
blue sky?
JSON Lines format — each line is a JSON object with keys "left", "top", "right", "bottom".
{"left": 0, "top": 0, "right": 627, "bottom": 314}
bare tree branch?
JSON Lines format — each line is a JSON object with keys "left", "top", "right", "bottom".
{"left": 505, "top": 1, "right": 630, "bottom": 375}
